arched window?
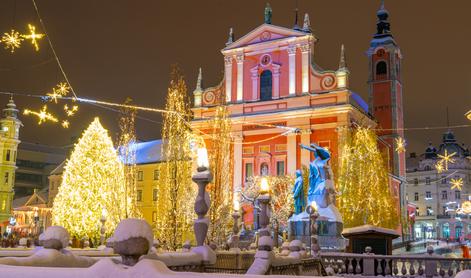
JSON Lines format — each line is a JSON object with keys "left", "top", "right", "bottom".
{"left": 376, "top": 61, "right": 387, "bottom": 76}
{"left": 260, "top": 70, "right": 272, "bottom": 101}
{"left": 260, "top": 162, "right": 269, "bottom": 176}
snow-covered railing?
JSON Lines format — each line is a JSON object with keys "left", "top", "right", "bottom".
{"left": 320, "top": 249, "right": 471, "bottom": 277}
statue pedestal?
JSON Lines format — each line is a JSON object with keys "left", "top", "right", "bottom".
{"left": 288, "top": 211, "right": 346, "bottom": 251}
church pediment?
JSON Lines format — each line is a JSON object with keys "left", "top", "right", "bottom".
{"left": 224, "top": 24, "right": 308, "bottom": 51}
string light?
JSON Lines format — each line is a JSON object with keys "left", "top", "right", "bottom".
{"left": 23, "top": 105, "right": 58, "bottom": 124}
{"left": 450, "top": 177, "right": 463, "bottom": 191}
{"left": 21, "top": 24, "right": 44, "bottom": 51}
{"left": 438, "top": 149, "right": 457, "bottom": 171}
{"left": 61, "top": 120, "right": 70, "bottom": 128}
{"left": 1, "top": 30, "right": 24, "bottom": 53}
{"left": 395, "top": 137, "right": 406, "bottom": 153}
{"left": 435, "top": 161, "right": 444, "bottom": 173}
{"left": 64, "top": 104, "right": 78, "bottom": 116}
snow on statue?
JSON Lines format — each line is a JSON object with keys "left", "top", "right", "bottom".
{"left": 51, "top": 118, "right": 128, "bottom": 246}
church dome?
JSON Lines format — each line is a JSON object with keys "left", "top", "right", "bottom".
{"left": 437, "top": 131, "right": 468, "bottom": 158}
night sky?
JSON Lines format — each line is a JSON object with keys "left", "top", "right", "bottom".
{"left": 0, "top": 0, "right": 469, "bottom": 155}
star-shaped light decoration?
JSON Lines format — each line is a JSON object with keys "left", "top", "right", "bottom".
{"left": 61, "top": 120, "right": 70, "bottom": 128}
{"left": 46, "top": 88, "right": 62, "bottom": 103}
{"left": 1, "top": 29, "right": 24, "bottom": 53}
{"left": 395, "top": 137, "right": 406, "bottom": 153}
{"left": 21, "top": 24, "right": 44, "bottom": 51}
{"left": 435, "top": 161, "right": 444, "bottom": 173}
{"left": 437, "top": 149, "right": 457, "bottom": 171}
{"left": 450, "top": 177, "right": 464, "bottom": 191}
{"left": 55, "top": 82, "right": 70, "bottom": 96}
{"left": 23, "top": 105, "right": 58, "bottom": 124}
{"left": 64, "top": 104, "right": 78, "bottom": 116}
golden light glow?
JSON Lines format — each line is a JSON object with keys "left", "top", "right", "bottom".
{"left": 233, "top": 199, "right": 240, "bottom": 211}
{"left": 55, "top": 82, "right": 70, "bottom": 96}
{"left": 61, "top": 120, "right": 70, "bottom": 128}
{"left": 64, "top": 104, "right": 78, "bottom": 116}
{"left": 395, "top": 137, "right": 406, "bottom": 153}
{"left": 435, "top": 161, "right": 444, "bottom": 173}
{"left": 47, "top": 89, "right": 62, "bottom": 103}
{"left": 450, "top": 177, "right": 463, "bottom": 191}
{"left": 197, "top": 147, "right": 209, "bottom": 169}
{"left": 2, "top": 29, "right": 24, "bottom": 53}
{"left": 52, "top": 118, "right": 128, "bottom": 245}
{"left": 311, "top": 200, "right": 318, "bottom": 211}
{"left": 458, "top": 201, "right": 471, "bottom": 214}
{"left": 23, "top": 105, "right": 58, "bottom": 124}
{"left": 21, "top": 24, "right": 44, "bottom": 51}
{"left": 438, "top": 149, "right": 456, "bottom": 171}
{"left": 260, "top": 177, "right": 269, "bottom": 193}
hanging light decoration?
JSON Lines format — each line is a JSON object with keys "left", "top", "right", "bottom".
{"left": 21, "top": 24, "right": 44, "bottom": 51}
{"left": 438, "top": 149, "right": 457, "bottom": 171}
{"left": 23, "top": 105, "right": 58, "bottom": 124}
{"left": 450, "top": 177, "right": 463, "bottom": 191}
{"left": 1, "top": 29, "right": 23, "bottom": 53}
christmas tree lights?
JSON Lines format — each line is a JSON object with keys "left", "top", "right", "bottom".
{"left": 154, "top": 67, "right": 195, "bottom": 249}
{"left": 51, "top": 118, "right": 127, "bottom": 245}
{"left": 336, "top": 127, "right": 398, "bottom": 229}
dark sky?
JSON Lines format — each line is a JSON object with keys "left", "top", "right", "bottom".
{"left": 0, "top": 0, "right": 469, "bottom": 155}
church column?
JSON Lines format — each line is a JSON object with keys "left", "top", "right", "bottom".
{"left": 224, "top": 56, "right": 233, "bottom": 103}
{"left": 251, "top": 67, "right": 259, "bottom": 101}
{"left": 236, "top": 53, "right": 244, "bottom": 102}
{"left": 288, "top": 45, "right": 296, "bottom": 96}
{"left": 300, "top": 129, "right": 312, "bottom": 167}
{"left": 233, "top": 133, "right": 243, "bottom": 193}
{"left": 273, "top": 66, "right": 280, "bottom": 99}
{"left": 287, "top": 133, "right": 297, "bottom": 175}
{"left": 300, "top": 44, "right": 310, "bottom": 93}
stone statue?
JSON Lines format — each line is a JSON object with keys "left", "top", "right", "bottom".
{"left": 292, "top": 169, "right": 305, "bottom": 214}
{"left": 300, "top": 143, "right": 331, "bottom": 208}
{"left": 264, "top": 3, "right": 272, "bottom": 24}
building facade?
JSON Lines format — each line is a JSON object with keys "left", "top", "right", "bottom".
{"left": 406, "top": 131, "right": 471, "bottom": 240}
{"left": 0, "top": 99, "right": 22, "bottom": 231}
{"left": 190, "top": 4, "right": 405, "bottom": 225}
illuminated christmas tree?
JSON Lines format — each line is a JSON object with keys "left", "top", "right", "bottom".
{"left": 336, "top": 127, "right": 398, "bottom": 229}
{"left": 116, "top": 97, "right": 141, "bottom": 218}
{"left": 207, "top": 106, "right": 233, "bottom": 243}
{"left": 154, "top": 67, "right": 195, "bottom": 249}
{"left": 52, "top": 118, "right": 127, "bottom": 245}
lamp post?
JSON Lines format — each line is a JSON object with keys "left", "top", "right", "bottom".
{"left": 257, "top": 177, "right": 271, "bottom": 237}
{"left": 306, "top": 201, "right": 320, "bottom": 257}
{"left": 231, "top": 199, "right": 240, "bottom": 249}
{"left": 193, "top": 147, "right": 212, "bottom": 246}
{"left": 100, "top": 208, "right": 107, "bottom": 246}
{"left": 33, "top": 209, "right": 39, "bottom": 237}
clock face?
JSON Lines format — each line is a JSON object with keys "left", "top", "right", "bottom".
{"left": 260, "top": 54, "right": 271, "bottom": 66}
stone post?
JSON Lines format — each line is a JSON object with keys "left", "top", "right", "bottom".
{"left": 307, "top": 204, "right": 320, "bottom": 257}
{"left": 258, "top": 193, "right": 271, "bottom": 237}
{"left": 424, "top": 246, "right": 437, "bottom": 278}
{"left": 231, "top": 210, "right": 240, "bottom": 249}
{"left": 192, "top": 149, "right": 213, "bottom": 246}
{"left": 100, "top": 213, "right": 107, "bottom": 246}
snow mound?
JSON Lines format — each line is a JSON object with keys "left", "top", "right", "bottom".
{"left": 0, "top": 248, "right": 96, "bottom": 268}
{"left": 258, "top": 236, "right": 273, "bottom": 248}
{"left": 456, "top": 270, "right": 471, "bottom": 278}
{"left": 39, "top": 226, "right": 70, "bottom": 249}
{"left": 108, "top": 218, "right": 153, "bottom": 249}
{"left": 143, "top": 251, "right": 202, "bottom": 266}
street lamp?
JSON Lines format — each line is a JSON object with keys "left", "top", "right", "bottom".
{"left": 258, "top": 177, "right": 271, "bottom": 237}
{"left": 231, "top": 198, "right": 240, "bottom": 249}
{"left": 465, "top": 110, "right": 471, "bottom": 121}
{"left": 193, "top": 147, "right": 212, "bottom": 246}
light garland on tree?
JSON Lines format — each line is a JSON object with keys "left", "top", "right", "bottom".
{"left": 51, "top": 118, "right": 127, "bottom": 245}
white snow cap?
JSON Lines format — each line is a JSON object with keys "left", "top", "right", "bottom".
{"left": 109, "top": 218, "right": 153, "bottom": 249}
{"left": 289, "top": 240, "right": 303, "bottom": 248}
{"left": 258, "top": 236, "right": 273, "bottom": 248}
{"left": 456, "top": 270, "right": 471, "bottom": 278}
{"left": 39, "top": 226, "right": 70, "bottom": 249}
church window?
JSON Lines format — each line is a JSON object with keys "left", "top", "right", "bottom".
{"left": 13, "top": 151, "right": 16, "bottom": 162}
{"left": 376, "top": 61, "right": 387, "bottom": 76}
{"left": 5, "top": 150, "right": 10, "bottom": 162}
{"left": 137, "top": 171, "right": 143, "bottom": 181}
{"left": 153, "top": 189, "right": 158, "bottom": 201}
{"left": 245, "top": 163, "right": 253, "bottom": 182}
{"left": 4, "top": 172, "right": 8, "bottom": 184}
{"left": 137, "top": 190, "right": 142, "bottom": 202}
{"left": 260, "top": 70, "right": 272, "bottom": 101}
{"left": 276, "top": 161, "right": 285, "bottom": 176}
{"left": 260, "top": 162, "right": 269, "bottom": 176}
{"left": 153, "top": 169, "right": 159, "bottom": 180}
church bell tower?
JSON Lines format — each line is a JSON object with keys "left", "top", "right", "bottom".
{"left": 367, "top": 1, "right": 405, "bottom": 179}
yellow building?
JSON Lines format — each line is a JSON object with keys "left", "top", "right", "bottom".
{"left": 0, "top": 99, "right": 22, "bottom": 232}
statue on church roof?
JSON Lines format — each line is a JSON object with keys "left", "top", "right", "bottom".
{"left": 292, "top": 169, "right": 305, "bottom": 215}
{"left": 302, "top": 13, "right": 311, "bottom": 33}
{"left": 264, "top": 3, "right": 272, "bottom": 24}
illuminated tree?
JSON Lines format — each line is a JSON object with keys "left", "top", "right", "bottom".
{"left": 154, "top": 66, "right": 195, "bottom": 249}
{"left": 207, "top": 106, "right": 233, "bottom": 243}
{"left": 116, "top": 97, "right": 141, "bottom": 218}
{"left": 336, "top": 127, "right": 398, "bottom": 229}
{"left": 52, "top": 118, "right": 127, "bottom": 245}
